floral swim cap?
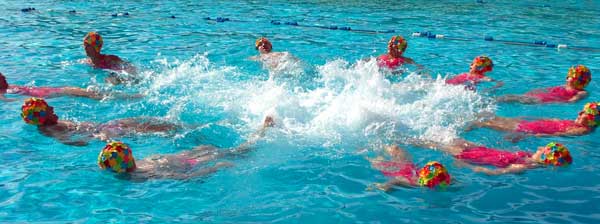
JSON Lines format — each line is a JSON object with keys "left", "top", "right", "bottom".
{"left": 471, "top": 56, "right": 493, "bottom": 73}
{"left": 21, "top": 98, "right": 58, "bottom": 126}
{"left": 98, "top": 141, "right": 136, "bottom": 173}
{"left": 255, "top": 37, "right": 270, "bottom": 49}
{"left": 83, "top": 32, "right": 103, "bottom": 53}
{"left": 540, "top": 142, "right": 572, "bottom": 167}
{"left": 418, "top": 161, "right": 451, "bottom": 188}
{"left": 389, "top": 35, "right": 408, "bottom": 54}
{"left": 566, "top": 65, "right": 591, "bottom": 90}
{"left": 580, "top": 102, "right": 600, "bottom": 127}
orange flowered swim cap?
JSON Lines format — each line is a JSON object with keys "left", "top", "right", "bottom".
{"left": 83, "top": 32, "right": 103, "bottom": 53}
{"left": 389, "top": 35, "right": 408, "bottom": 54}
{"left": 566, "top": 65, "right": 591, "bottom": 90}
{"left": 540, "top": 142, "right": 572, "bottom": 167}
{"left": 21, "top": 97, "right": 58, "bottom": 126}
{"left": 98, "top": 141, "right": 136, "bottom": 173}
{"left": 418, "top": 161, "right": 451, "bottom": 189}
{"left": 471, "top": 56, "right": 493, "bottom": 73}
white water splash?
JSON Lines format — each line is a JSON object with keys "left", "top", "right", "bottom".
{"left": 142, "top": 54, "right": 495, "bottom": 148}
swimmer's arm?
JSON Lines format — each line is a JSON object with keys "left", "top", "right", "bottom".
{"left": 370, "top": 178, "right": 414, "bottom": 191}
{"left": 228, "top": 116, "right": 274, "bottom": 155}
{"left": 469, "top": 164, "right": 528, "bottom": 175}
{"left": 568, "top": 91, "right": 587, "bottom": 102}
{"left": 248, "top": 55, "right": 260, "bottom": 61}
{"left": 531, "top": 126, "right": 589, "bottom": 137}
{"left": 403, "top": 57, "right": 424, "bottom": 69}
{"left": 0, "top": 94, "right": 17, "bottom": 102}
{"left": 407, "top": 138, "right": 464, "bottom": 155}
{"left": 161, "top": 162, "right": 232, "bottom": 180}
{"left": 58, "top": 138, "right": 89, "bottom": 146}
{"left": 61, "top": 87, "right": 105, "bottom": 100}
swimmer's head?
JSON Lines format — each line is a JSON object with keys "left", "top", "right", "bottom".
{"left": 83, "top": 32, "right": 103, "bottom": 54}
{"left": 418, "top": 161, "right": 451, "bottom": 189}
{"left": 469, "top": 56, "right": 493, "bottom": 74}
{"left": 21, "top": 98, "right": 58, "bottom": 126}
{"left": 98, "top": 141, "right": 136, "bottom": 173}
{"left": 576, "top": 102, "right": 600, "bottom": 128}
{"left": 0, "top": 72, "right": 8, "bottom": 90}
{"left": 534, "top": 142, "right": 572, "bottom": 167}
{"left": 387, "top": 35, "right": 408, "bottom": 56}
{"left": 255, "top": 37, "right": 272, "bottom": 54}
{"left": 566, "top": 65, "right": 591, "bottom": 90}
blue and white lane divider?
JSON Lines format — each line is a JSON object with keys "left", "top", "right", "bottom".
{"left": 411, "top": 31, "right": 600, "bottom": 52}
{"left": 269, "top": 20, "right": 396, "bottom": 34}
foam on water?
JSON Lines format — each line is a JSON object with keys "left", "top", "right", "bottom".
{"left": 142, "top": 54, "right": 494, "bottom": 148}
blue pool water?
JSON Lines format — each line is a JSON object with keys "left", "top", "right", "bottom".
{"left": 1, "top": 0, "right": 599, "bottom": 222}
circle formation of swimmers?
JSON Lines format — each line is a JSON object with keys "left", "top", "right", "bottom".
{"left": 1, "top": 33, "right": 597, "bottom": 189}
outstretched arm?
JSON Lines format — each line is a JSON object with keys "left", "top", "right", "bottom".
{"left": 569, "top": 91, "right": 588, "bottom": 102}
{"left": 228, "top": 116, "right": 274, "bottom": 155}
{"left": 467, "top": 163, "right": 528, "bottom": 175}
{"left": 369, "top": 178, "right": 414, "bottom": 192}
{"left": 481, "top": 78, "right": 504, "bottom": 93}
{"left": 0, "top": 94, "right": 17, "bottom": 102}
{"left": 403, "top": 57, "right": 424, "bottom": 70}
{"left": 61, "top": 87, "right": 104, "bottom": 100}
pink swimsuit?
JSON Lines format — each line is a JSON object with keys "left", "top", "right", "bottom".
{"left": 455, "top": 146, "right": 531, "bottom": 168}
{"left": 446, "top": 73, "right": 485, "bottom": 85}
{"left": 524, "top": 86, "right": 580, "bottom": 103}
{"left": 8, "top": 86, "right": 63, "bottom": 98}
{"left": 516, "top": 120, "right": 586, "bottom": 134}
{"left": 377, "top": 54, "right": 405, "bottom": 69}
{"left": 374, "top": 161, "right": 417, "bottom": 184}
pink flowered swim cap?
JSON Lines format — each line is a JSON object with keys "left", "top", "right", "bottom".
{"left": 566, "top": 65, "right": 591, "bottom": 90}
{"left": 83, "top": 32, "right": 103, "bottom": 53}
{"left": 471, "top": 56, "right": 493, "bottom": 73}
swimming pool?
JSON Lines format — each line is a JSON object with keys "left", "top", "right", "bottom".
{"left": 1, "top": 0, "right": 599, "bottom": 222}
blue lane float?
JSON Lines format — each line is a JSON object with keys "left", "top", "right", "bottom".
{"left": 111, "top": 12, "right": 130, "bottom": 17}
{"left": 21, "top": 7, "right": 36, "bottom": 12}
{"left": 411, "top": 31, "right": 600, "bottom": 52}
{"left": 270, "top": 20, "right": 394, "bottom": 34}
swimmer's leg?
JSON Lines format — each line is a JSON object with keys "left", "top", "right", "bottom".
{"left": 496, "top": 94, "right": 540, "bottom": 104}
{"left": 383, "top": 145, "right": 412, "bottom": 162}
{"left": 113, "top": 117, "right": 181, "bottom": 133}
{"left": 467, "top": 116, "right": 520, "bottom": 132}
{"left": 61, "top": 87, "right": 104, "bottom": 100}
{"left": 185, "top": 161, "right": 233, "bottom": 179}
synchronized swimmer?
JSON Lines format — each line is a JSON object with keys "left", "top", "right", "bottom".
{"left": 446, "top": 56, "right": 503, "bottom": 90}
{"left": 368, "top": 145, "right": 451, "bottom": 191}
{"left": 3, "top": 31, "right": 596, "bottom": 189}
{"left": 471, "top": 102, "right": 599, "bottom": 138}
{"left": 413, "top": 139, "right": 572, "bottom": 175}
{"left": 98, "top": 117, "right": 274, "bottom": 181}
{"left": 498, "top": 65, "right": 591, "bottom": 104}
{"left": 83, "top": 32, "right": 138, "bottom": 84}
{"left": 250, "top": 37, "right": 299, "bottom": 70}
{"left": 0, "top": 72, "right": 141, "bottom": 102}
{"left": 21, "top": 98, "right": 179, "bottom": 146}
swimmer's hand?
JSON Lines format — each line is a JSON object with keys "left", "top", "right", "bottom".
{"left": 366, "top": 182, "right": 393, "bottom": 192}
{"left": 0, "top": 95, "right": 17, "bottom": 102}
{"left": 504, "top": 132, "right": 528, "bottom": 143}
